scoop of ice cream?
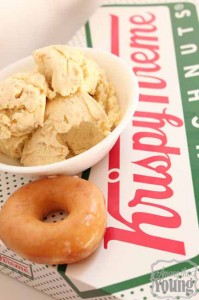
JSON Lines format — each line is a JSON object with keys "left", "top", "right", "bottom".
{"left": 33, "top": 45, "right": 102, "bottom": 98}
{"left": 0, "top": 135, "right": 28, "bottom": 159}
{"left": 0, "top": 72, "right": 48, "bottom": 158}
{"left": 0, "top": 72, "right": 47, "bottom": 138}
{"left": 21, "top": 125, "right": 69, "bottom": 166}
{"left": 33, "top": 45, "right": 120, "bottom": 129}
{"left": 33, "top": 45, "right": 83, "bottom": 97}
{"left": 47, "top": 92, "right": 110, "bottom": 155}
{"left": 21, "top": 92, "right": 110, "bottom": 165}
{"left": 45, "top": 92, "right": 110, "bottom": 135}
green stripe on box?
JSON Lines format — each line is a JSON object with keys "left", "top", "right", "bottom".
{"left": 85, "top": 22, "right": 93, "bottom": 48}
{"left": 169, "top": 1, "right": 199, "bottom": 223}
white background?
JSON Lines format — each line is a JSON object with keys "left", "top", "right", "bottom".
{"left": 0, "top": 0, "right": 98, "bottom": 299}
{"left": 0, "top": 0, "right": 99, "bottom": 69}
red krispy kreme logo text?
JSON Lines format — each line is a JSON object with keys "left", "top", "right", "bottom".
{"left": 104, "top": 12, "right": 185, "bottom": 255}
{"left": 0, "top": 254, "right": 32, "bottom": 276}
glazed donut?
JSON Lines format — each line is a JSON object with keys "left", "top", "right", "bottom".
{"left": 0, "top": 176, "right": 106, "bottom": 264}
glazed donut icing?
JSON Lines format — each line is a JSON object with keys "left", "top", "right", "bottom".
{"left": 0, "top": 175, "right": 106, "bottom": 264}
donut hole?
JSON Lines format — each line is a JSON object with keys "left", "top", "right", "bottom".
{"left": 43, "top": 210, "right": 68, "bottom": 223}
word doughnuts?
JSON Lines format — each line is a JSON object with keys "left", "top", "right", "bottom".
{"left": 0, "top": 176, "right": 106, "bottom": 264}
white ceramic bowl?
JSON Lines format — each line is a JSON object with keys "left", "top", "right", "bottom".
{"left": 0, "top": 48, "right": 139, "bottom": 176}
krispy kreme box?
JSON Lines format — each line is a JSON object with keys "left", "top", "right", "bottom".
{"left": 1, "top": 0, "right": 199, "bottom": 299}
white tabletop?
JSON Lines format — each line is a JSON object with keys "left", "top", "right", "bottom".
{"left": 0, "top": 1, "right": 99, "bottom": 299}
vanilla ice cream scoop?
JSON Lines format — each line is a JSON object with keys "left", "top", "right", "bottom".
{"left": 45, "top": 92, "right": 110, "bottom": 135}
{"left": 33, "top": 45, "right": 102, "bottom": 98}
{"left": 0, "top": 72, "right": 47, "bottom": 138}
{"left": 33, "top": 45, "right": 84, "bottom": 97}
{"left": 0, "top": 135, "right": 28, "bottom": 159}
{"left": 21, "top": 125, "right": 69, "bottom": 166}
{"left": 46, "top": 92, "right": 110, "bottom": 155}
{"left": 21, "top": 92, "right": 110, "bottom": 165}
{"left": 0, "top": 72, "right": 48, "bottom": 158}
{"left": 33, "top": 45, "right": 120, "bottom": 128}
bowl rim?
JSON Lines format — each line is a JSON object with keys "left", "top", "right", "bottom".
{"left": 0, "top": 47, "right": 139, "bottom": 174}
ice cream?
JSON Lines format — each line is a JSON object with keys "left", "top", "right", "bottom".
{"left": 33, "top": 45, "right": 101, "bottom": 97}
{"left": 0, "top": 72, "right": 48, "bottom": 158}
{"left": 21, "top": 92, "right": 109, "bottom": 166}
{"left": 33, "top": 45, "right": 120, "bottom": 129}
{"left": 20, "top": 125, "right": 69, "bottom": 166}
{"left": 0, "top": 45, "right": 121, "bottom": 166}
